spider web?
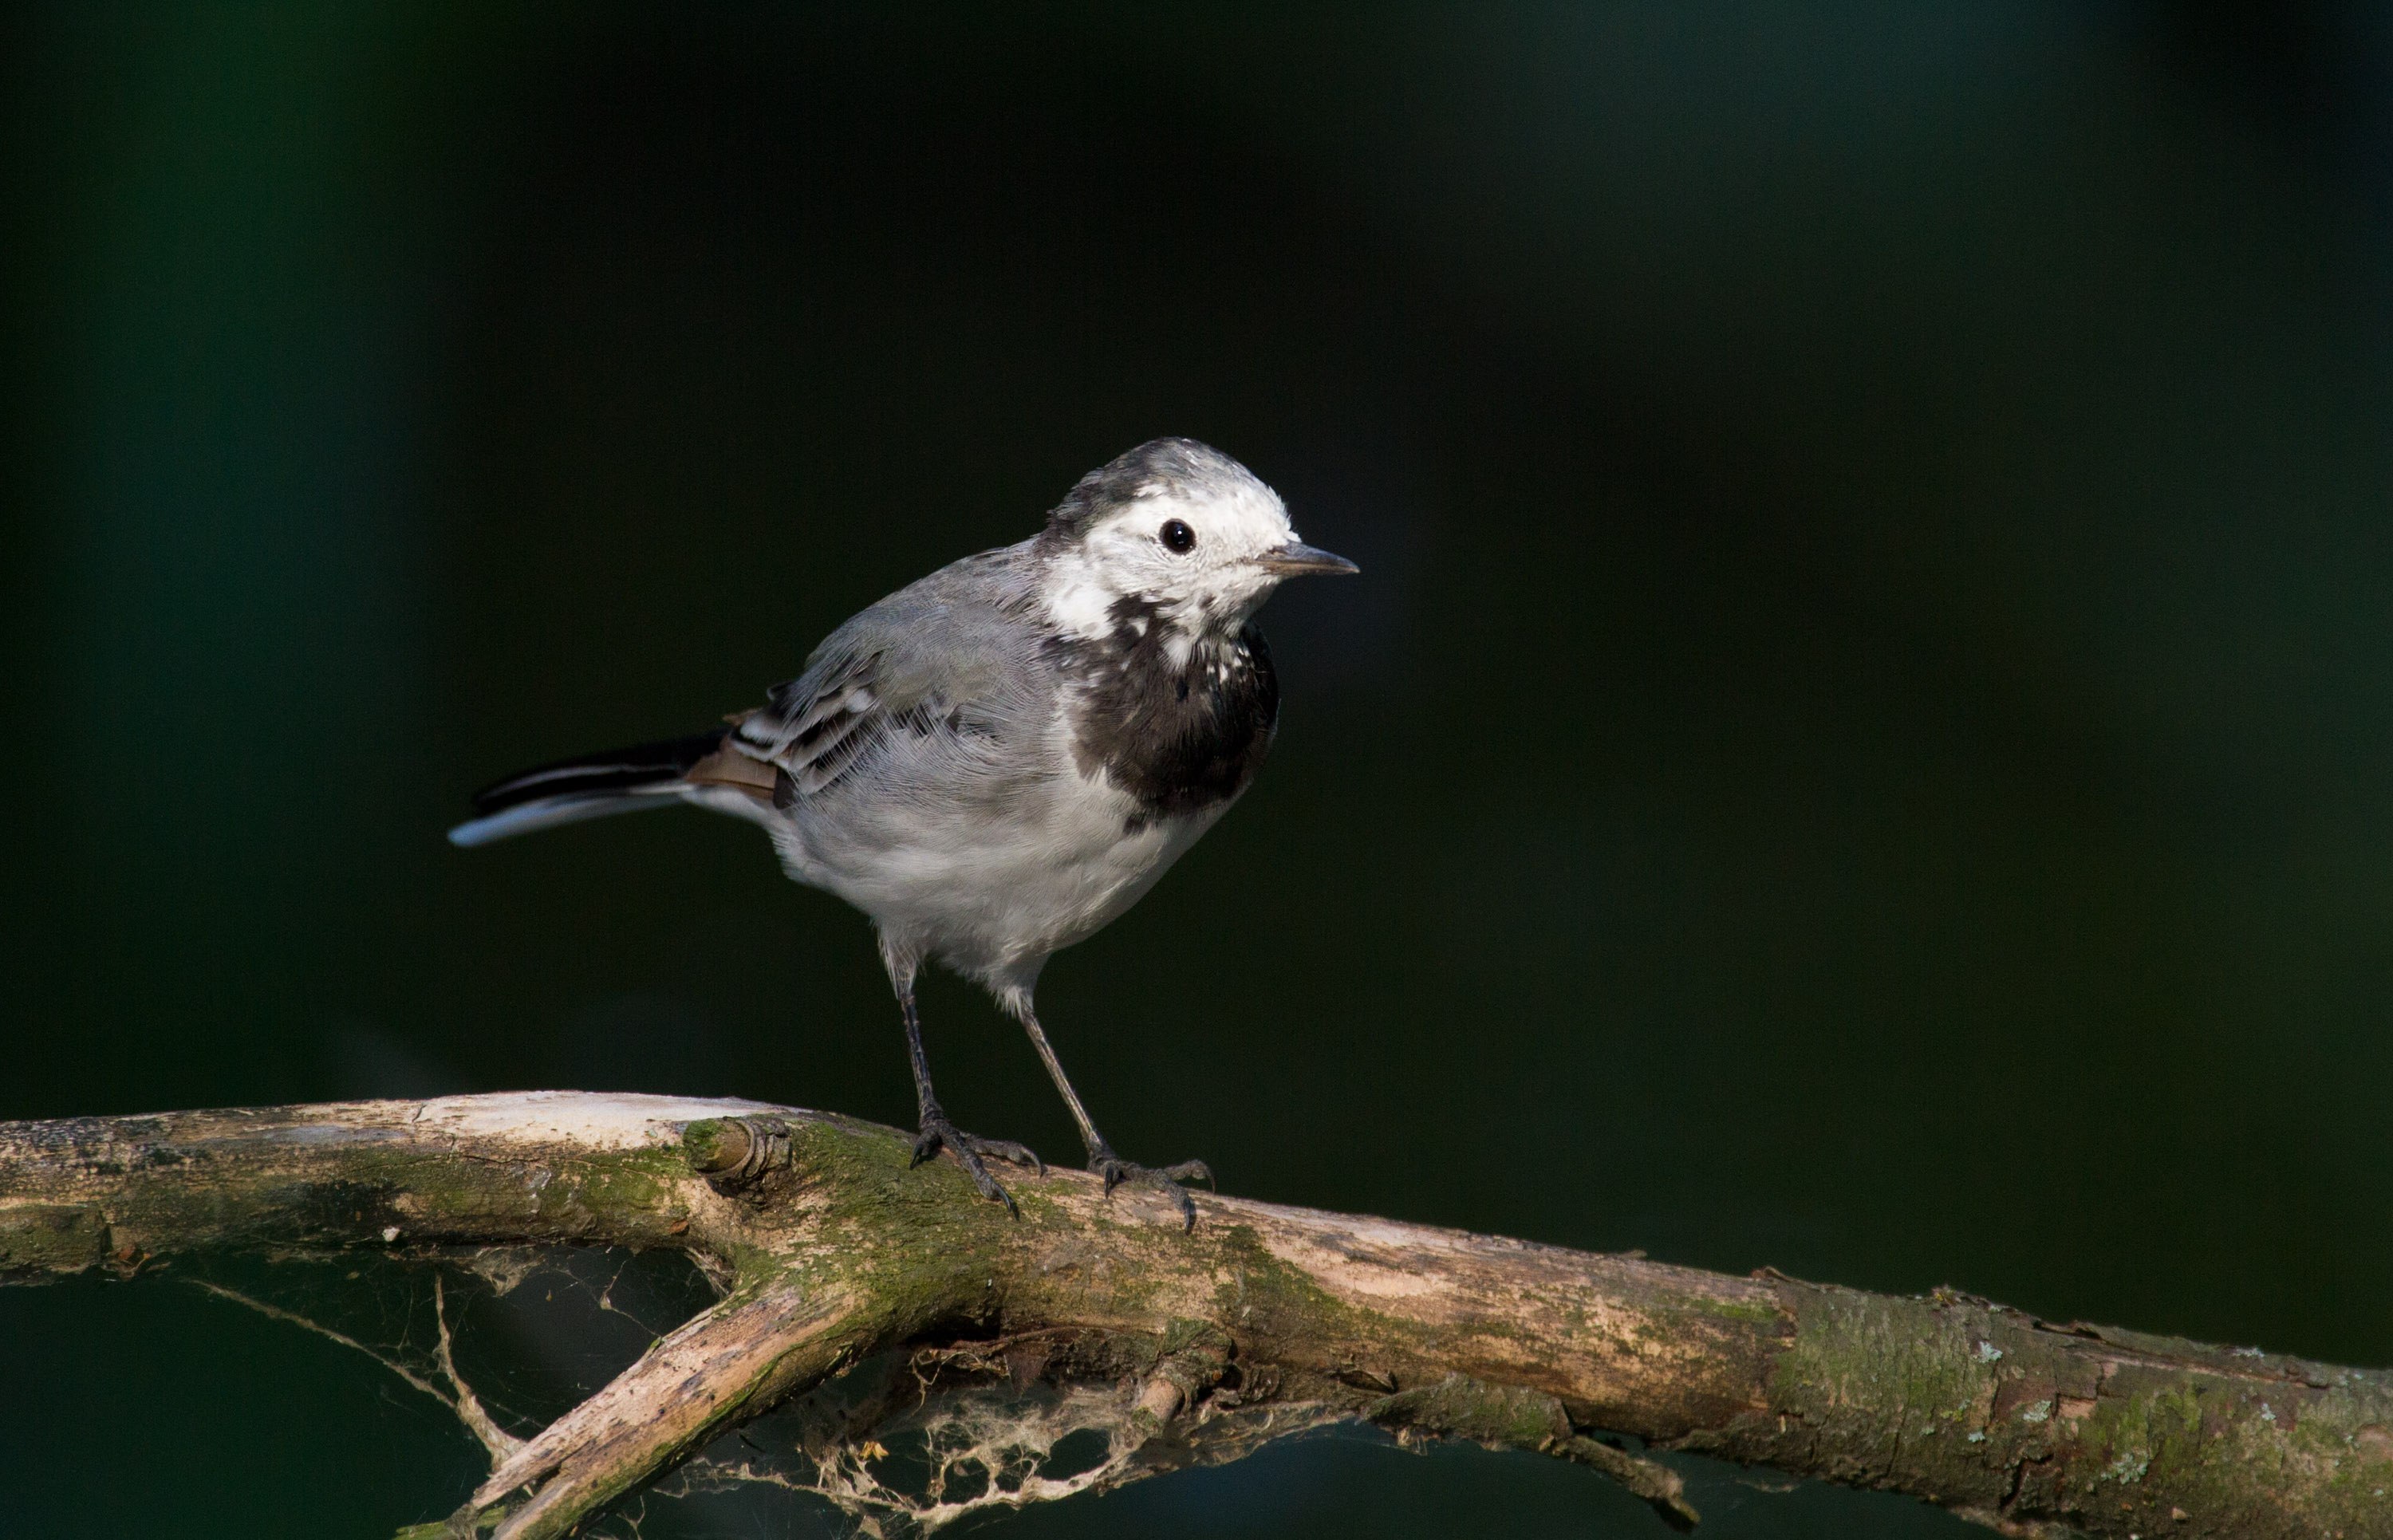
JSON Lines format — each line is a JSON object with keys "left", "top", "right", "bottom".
{"left": 178, "top": 1246, "right": 1345, "bottom": 1538}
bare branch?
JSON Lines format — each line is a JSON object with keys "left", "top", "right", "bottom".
{"left": 433, "top": 1274, "right": 526, "bottom": 1465}
{"left": 4, "top": 1093, "right": 2387, "bottom": 1539}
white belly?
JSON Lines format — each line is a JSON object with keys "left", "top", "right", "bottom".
{"left": 770, "top": 758, "right": 1226, "bottom": 985}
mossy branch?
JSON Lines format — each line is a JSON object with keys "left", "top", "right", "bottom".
{"left": 3, "top": 1093, "right": 2387, "bottom": 1538}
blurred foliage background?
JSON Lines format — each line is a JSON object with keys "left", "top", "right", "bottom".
{"left": 6, "top": 4, "right": 2393, "bottom": 1536}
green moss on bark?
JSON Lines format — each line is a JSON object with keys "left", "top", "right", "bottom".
{"left": 0, "top": 1201, "right": 111, "bottom": 1275}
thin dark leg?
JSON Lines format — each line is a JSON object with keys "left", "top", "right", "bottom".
{"left": 1018, "top": 1003, "right": 1211, "bottom": 1231}
{"left": 892, "top": 972, "right": 1041, "bottom": 1215}
{"left": 898, "top": 983, "right": 942, "bottom": 1127}
{"left": 1016, "top": 1006, "right": 1103, "bottom": 1155}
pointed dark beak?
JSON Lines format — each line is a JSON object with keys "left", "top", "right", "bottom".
{"left": 1256, "top": 541, "right": 1361, "bottom": 578}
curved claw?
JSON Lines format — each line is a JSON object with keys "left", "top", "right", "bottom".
{"left": 912, "top": 1116, "right": 1043, "bottom": 1218}
{"left": 1090, "top": 1151, "right": 1214, "bottom": 1232}
{"left": 932, "top": 1134, "right": 1043, "bottom": 1177}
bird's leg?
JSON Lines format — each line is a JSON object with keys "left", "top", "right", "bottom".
{"left": 1015, "top": 1003, "right": 1212, "bottom": 1231}
{"left": 893, "top": 975, "right": 1041, "bottom": 1215}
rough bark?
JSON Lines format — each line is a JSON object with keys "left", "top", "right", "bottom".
{"left": 2, "top": 1093, "right": 2386, "bottom": 1539}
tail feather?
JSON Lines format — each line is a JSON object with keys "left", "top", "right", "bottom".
{"left": 447, "top": 730, "right": 746, "bottom": 849}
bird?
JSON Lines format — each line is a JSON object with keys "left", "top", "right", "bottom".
{"left": 448, "top": 439, "right": 1358, "bottom": 1227}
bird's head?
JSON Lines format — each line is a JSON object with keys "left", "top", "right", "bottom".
{"left": 1036, "top": 439, "right": 1357, "bottom": 641}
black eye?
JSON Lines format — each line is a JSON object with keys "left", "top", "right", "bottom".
{"left": 1159, "top": 518, "right": 1196, "bottom": 554}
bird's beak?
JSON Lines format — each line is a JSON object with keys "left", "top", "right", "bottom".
{"left": 1255, "top": 541, "right": 1361, "bottom": 578}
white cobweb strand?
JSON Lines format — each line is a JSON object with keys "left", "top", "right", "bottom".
{"left": 826, "top": 1384, "right": 1142, "bottom": 1531}
{"left": 666, "top": 1377, "right": 1346, "bottom": 1537}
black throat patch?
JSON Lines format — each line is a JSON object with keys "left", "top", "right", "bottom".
{"left": 1052, "top": 596, "right": 1279, "bottom": 823}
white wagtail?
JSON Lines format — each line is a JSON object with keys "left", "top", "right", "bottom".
{"left": 451, "top": 439, "right": 1357, "bottom": 1226}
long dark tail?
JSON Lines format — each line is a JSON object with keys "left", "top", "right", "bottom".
{"left": 447, "top": 731, "right": 733, "bottom": 848}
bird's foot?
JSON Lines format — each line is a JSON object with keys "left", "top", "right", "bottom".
{"left": 912, "top": 1112, "right": 1043, "bottom": 1217}
{"left": 1089, "top": 1144, "right": 1214, "bottom": 1232}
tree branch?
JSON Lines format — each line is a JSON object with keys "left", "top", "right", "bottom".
{"left": 2, "top": 1093, "right": 2385, "bottom": 1538}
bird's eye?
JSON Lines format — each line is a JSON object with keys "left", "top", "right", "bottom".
{"left": 1159, "top": 518, "right": 1196, "bottom": 554}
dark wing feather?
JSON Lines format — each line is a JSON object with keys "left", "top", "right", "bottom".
{"left": 735, "top": 649, "right": 890, "bottom": 796}
{"left": 724, "top": 545, "right": 1047, "bottom": 802}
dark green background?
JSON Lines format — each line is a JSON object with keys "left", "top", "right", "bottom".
{"left": 7, "top": 4, "right": 2392, "bottom": 1536}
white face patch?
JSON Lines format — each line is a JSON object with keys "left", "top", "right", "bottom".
{"left": 1043, "top": 561, "right": 1119, "bottom": 640}
{"left": 1039, "top": 466, "right": 1303, "bottom": 640}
